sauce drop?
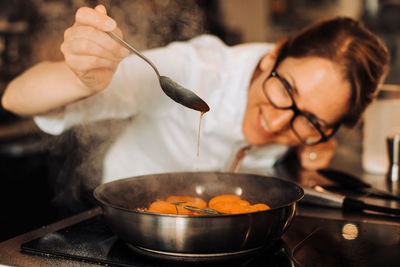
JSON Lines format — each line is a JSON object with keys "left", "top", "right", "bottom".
{"left": 195, "top": 112, "right": 205, "bottom": 172}
{"left": 197, "top": 112, "right": 205, "bottom": 157}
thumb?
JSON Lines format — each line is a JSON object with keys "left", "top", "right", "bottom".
{"left": 95, "top": 4, "right": 107, "bottom": 15}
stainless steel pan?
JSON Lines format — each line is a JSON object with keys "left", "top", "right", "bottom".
{"left": 93, "top": 171, "right": 303, "bottom": 259}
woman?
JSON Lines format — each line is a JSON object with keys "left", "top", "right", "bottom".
{"left": 1, "top": 5, "right": 389, "bottom": 183}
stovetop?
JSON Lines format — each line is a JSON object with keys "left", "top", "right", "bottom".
{"left": 20, "top": 212, "right": 400, "bottom": 267}
{"left": 20, "top": 215, "right": 294, "bottom": 266}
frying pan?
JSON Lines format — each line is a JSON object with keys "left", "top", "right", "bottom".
{"left": 93, "top": 172, "right": 303, "bottom": 260}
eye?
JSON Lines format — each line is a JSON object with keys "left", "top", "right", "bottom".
{"left": 280, "top": 77, "right": 294, "bottom": 94}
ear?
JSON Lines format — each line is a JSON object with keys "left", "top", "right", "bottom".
{"left": 259, "top": 49, "right": 277, "bottom": 73}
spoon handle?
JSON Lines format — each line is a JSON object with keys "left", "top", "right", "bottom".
{"left": 107, "top": 31, "right": 160, "bottom": 78}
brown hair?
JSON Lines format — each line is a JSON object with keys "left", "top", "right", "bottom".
{"left": 274, "top": 17, "right": 390, "bottom": 127}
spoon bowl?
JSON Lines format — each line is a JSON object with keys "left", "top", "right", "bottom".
{"left": 159, "top": 76, "right": 210, "bottom": 112}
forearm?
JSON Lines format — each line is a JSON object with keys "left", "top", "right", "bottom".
{"left": 1, "top": 61, "right": 93, "bottom": 116}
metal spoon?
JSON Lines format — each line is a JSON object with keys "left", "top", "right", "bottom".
{"left": 107, "top": 32, "right": 210, "bottom": 113}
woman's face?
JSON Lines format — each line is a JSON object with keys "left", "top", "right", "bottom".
{"left": 242, "top": 56, "right": 351, "bottom": 146}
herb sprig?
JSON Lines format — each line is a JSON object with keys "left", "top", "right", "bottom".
{"left": 171, "top": 201, "right": 223, "bottom": 215}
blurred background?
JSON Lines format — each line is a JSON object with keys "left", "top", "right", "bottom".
{"left": 0, "top": 0, "right": 399, "bottom": 241}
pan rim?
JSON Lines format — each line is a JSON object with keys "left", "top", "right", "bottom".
{"left": 93, "top": 171, "right": 304, "bottom": 217}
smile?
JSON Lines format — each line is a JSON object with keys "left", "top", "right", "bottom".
{"left": 258, "top": 109, "right": 276, "bottom": 137}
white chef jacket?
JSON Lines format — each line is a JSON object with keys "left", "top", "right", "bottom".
{"left": 34, "top": 35, "right": 289, "bottom": 183}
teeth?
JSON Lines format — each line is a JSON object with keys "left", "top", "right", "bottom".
{"left": 260, "top": 116, "right": 271, "bottom": 133}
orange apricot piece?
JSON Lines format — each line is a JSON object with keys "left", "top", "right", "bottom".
{"left": 166, "top": 195, "right": 207, "bottom": 209}
{"left": 146, "top": 200, "right": 193, "bottom": 215}
{"left": 208, "top": 194, "right": 241, "bottom": 210}
{"left": 248, "top": 203, "right": 271, "bottom": 212}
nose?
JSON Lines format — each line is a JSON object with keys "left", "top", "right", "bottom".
{"left": 268, "top": 109, "right": 294, "bottom": 132}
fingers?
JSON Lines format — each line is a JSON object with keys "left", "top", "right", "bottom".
{"left": 63, "top": 25, "right": 129, "bottom": 60}
{"left": 75, "top": 6, "right": 116, "bottom": 32}
{"left": 61, "top": 5, "right": 130, "bottom": 80}
{"left": 65, "top": 5, "right": 129, "bottom": 59}
{"left": 297, "top": 139, "right": 337, "bottom": 170}
{"left": 58, "top": 5, "right": 131, "bottom": 93}
{"left": 94, "top": 4, "right": 124, "bottom": 38}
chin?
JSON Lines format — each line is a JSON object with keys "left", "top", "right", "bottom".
{"left": 243, "top": 126, "right": 297, "bottom": 146}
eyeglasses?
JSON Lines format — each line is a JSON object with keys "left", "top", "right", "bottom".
{"left": 262, "top": 69, "right": 339, "bottom": 145}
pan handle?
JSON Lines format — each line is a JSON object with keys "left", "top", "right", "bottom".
{"left": 302, "top": 186, "right": 400, "bottom": 216}
{"left": 301, "top": 186, "right": 344, "bottom": 208}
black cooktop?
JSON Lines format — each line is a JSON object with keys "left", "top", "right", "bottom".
{"left": 20, "top": 212, "right": 400, "bottom": 267}
{"left": 20, "top": 214, "right": 294, "bottom": 267}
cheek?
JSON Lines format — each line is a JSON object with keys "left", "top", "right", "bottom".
{"left": 242, "top": 106, "right": 256, "bottom": 134}
{"left": 242, "top": 106, "right": 262, "bottom": 144}
{"left": 243, "top": 86, "right": 263, "bottom": 127}
{"left": 248, "top": 80, "right": 267, "bottom": 104}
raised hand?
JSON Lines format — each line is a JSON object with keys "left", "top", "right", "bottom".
{"left": 61, "top": 4, "right": 130, "bottom": 93}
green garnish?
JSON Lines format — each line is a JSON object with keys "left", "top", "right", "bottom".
{"left": 171, "top": 201, "right": 223, "bottom": 215}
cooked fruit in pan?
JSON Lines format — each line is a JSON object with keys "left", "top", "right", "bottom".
{"left": 145, "top": 194, "right": 270, "bottom": 215}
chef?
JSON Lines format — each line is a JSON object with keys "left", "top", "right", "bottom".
{"left": 1, "top": 5, "right": 389, "bottom": 184}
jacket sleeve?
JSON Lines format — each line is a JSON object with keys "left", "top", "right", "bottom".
{"left": 33, "top": 48, "right": 164, "bottom": 135}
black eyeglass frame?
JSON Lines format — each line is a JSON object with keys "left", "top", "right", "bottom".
{"left": 262, "top": 69, "right": 340, "bottom": 146}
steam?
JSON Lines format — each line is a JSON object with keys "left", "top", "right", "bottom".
{"left": 31, "top": 0, "right": 207, "bottom": 215}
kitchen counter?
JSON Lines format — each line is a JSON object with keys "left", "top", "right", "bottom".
{"left": 1, "top": 167, "right": 400, "bottom": 266}
{"left": 1, "top": 124, "right": 400, "bottom": 266}
{"left": 1, "top": 198, "right": 400, "bottom": 267}
{"left": 0, "top": 208, "right": 102, "bottom": 267}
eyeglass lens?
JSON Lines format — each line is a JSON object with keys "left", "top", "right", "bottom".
{"left": 264, "top": 75, "right": 325, "bottom": 145}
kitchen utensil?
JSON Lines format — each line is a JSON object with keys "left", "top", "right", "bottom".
{"left": 387, "top": 135, "right": 400, "bottom": 182}
{"left": 317, "top": 168, "right": 400, "bottom": 201}
{"left": 108, "top": 32, "right": 210, "bottom": 113}
{"left": 93, "top": 172, "right": 303, "bottom": 260}
{"left": 302, "top": 186, "right": 400, "bottom": 215}
{"left": 362, "top": 84, "right": 400, "bottom": 174}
